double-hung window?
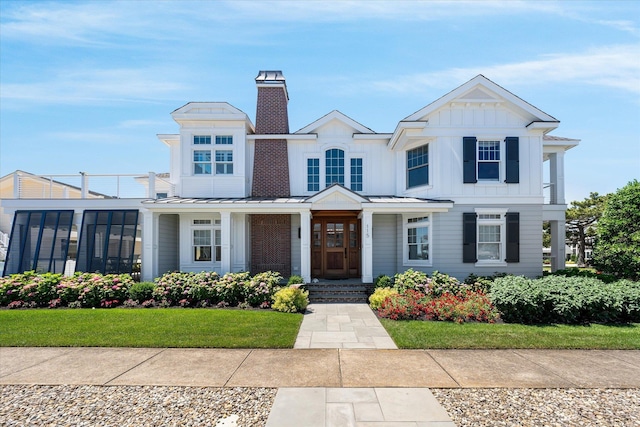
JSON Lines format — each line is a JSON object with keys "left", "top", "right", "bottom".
{"left": 325, "top": 149, "right": 345, "bottom": 187}
{"left": 307, "top": 158, "right": 320, "bottom": 191}
{"left": 193, "top": 150, "right": 212, "bottom": 175}
{"left": 407, "top": 145, "right": 429, "bottom": 188}
{"left": 476, "top": 211, "right": 505, "bottom": 263}
{"left": 350, "top": 158, "right": 363, "bottom": 191}
{"left": 404, "top": 215, "right": 431, "bottom": 264}
{"left": 215, "top": 150, "right": 233, "bottom": 175}
{"left": 477, "top": 141, "right": 500, "bottom": 181}
{"left": 192, "top": 219, "right": 221, "bottom": 262}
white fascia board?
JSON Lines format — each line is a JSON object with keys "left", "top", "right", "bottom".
{"left": 452, "top": 196, "right": 544, "bottom": 205}
{"left": 1, "top": 198, "right": 146, "bottom": 213}
{"left": 388, "top": 122, "right": 428, "bottom": 150}
{"left": 157, "top": 134, "right": 179, "bottom": 146}
{"left": 247, "top": 134, "right": 317, "bottom": 141}
{"left": 143, "top": 203, "right": 310, "bottom": 213}
{"left": 526, "top": 121, "right": 560, "bottom": 133}
{"left": 362, "top": 202, "right": 453, "bottom": 212}
{"left": 543, "top": 140, "right": 580, "bottom": 152}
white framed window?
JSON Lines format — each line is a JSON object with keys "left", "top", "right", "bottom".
{"left": 403, "top": 214, "right": 431, "bottom": 266}
{"left": 193, "top": 150, "right": 212, "bottom": 175}
{"left": 407, "top": 144, "right": 429, "bottom": 188}
{"left": 350, "top": 158, "right": 363, "bottom": 191}
{"left": 193, "top": 135, "right": 211, "bottom": 145}
{"left": 325, "top": 148, "right": 345, "bottom": 187}
{"left": 475, "top": 208, "right": 507, "bottom": 265}
{"left": 192, "top": 219, "right": 220, "bottom": 262}
{"left": 215, "top": 135, "right": 233, "bottom": 145}
{"left": 215, "top": 150, "right": 233, "bottom": 175}
{"left": 307, "top": 158, "right": 320, "bottom": 191}
{"left": 478, "top": 140, "right": 500, "bottom": 181}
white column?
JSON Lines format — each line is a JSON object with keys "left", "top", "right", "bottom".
{"left": 549, "top": 151, "right": 566, "bottom": 205}
{"left": 300, "top": 210, "right": 311, "bottom": 283}
{"left": 148, "top": 172, "right": 156, "bottom": 199}
{"left": 141, "top": 210, "right": 157, "bottom": 282}
{"left": 221, "top": 211, "right": 231, "bottom": 273}
{"left": 550, "top": 220, "right": 566, "bottom": 272}
{"left": 361, "top": 210, "right": 374, "bottom": 283}
{"left": 80, "top": 172, "right": 89, "bottom": 199}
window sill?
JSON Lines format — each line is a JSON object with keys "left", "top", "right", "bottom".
{"left": 475, "top": 261, "right": 507, "bottom": 267}
{"left": 403, "top": 261, "right": 432, "bottom": 267}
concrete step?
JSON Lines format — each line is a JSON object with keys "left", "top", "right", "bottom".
{"left": 305, "top": 282, "right": 369, "bottom": 303}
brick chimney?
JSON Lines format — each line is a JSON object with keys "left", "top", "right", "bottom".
{"left": 252, "top": 70, "right": 290, "bottom": 197}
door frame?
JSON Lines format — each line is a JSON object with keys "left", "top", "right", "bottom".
{"left": 311, "top": 210, "right": 361, "bottom": 279}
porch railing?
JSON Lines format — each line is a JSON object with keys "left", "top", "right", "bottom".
{"left": 8, "top": 172, "right": 174, "bottom": 200}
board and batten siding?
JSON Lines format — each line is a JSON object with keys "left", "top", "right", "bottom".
{"left": 372, "top": 214, "right": 398, "bottom": 277}
{"left": 157, "top": 214, "right": 179, "bottom": 275}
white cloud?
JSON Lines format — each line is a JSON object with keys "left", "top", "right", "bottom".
{"left": 0, "top": 68, "right": 189, "bottom": 105}
{"left": 370, "top": 44, "right": 640, "bottom": 96}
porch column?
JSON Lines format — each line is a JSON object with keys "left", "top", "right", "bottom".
{"left": 550, "top": 219, "right": 566, "bottom": 272}
{"left": 300, "top": 210, "right": 311, "bottom": 283}
{"left": 549, "top": 151, "right": 565, "bottom": 205}
{"left": 361, "top": 210, "right": 373, "bottom": 283}
{"left": 221, "top": 211, "right": 231, "bottom": 273}
{"left": 141, "top": 210, "right": 157, "bottom": 282}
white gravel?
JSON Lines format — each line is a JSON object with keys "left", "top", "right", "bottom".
{"left": 1, "top": 385, "right": 638, "bottom": 426}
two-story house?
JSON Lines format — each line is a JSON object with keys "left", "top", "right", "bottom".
{"left": 2, "top": 71, "right": 578, "bottom": 282}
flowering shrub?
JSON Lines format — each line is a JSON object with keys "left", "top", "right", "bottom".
{"left": 377, "top": 290, "right": 428, "bottom": 320}
{"left": 368, "top": 287, "right": 399, "bottom": 310}
{"left": 393, "top": 269, "right": 429, "bottom": 293}
{"left": 272, "top": 285, "right": 309, "bottom": 313}
{"left": 56, "top": 273, "right": 133, "bottom": 308}
{"left": 244, "top": 271, "right": 283, "bottom": 307}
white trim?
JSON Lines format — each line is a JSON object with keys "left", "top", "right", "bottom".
{"left": 474, "top": 208, "right": 508, "bottom": 266}
{"left": 402, "top": 213, "right": 432, "bottom": 267}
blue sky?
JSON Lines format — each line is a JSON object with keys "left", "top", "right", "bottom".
{"left": 1, "top": 0, "right": 638, "bottom": 202}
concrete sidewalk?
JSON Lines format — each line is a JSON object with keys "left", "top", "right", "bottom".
{"left": 2, "top": 347, "right": 639, "bottom": 388}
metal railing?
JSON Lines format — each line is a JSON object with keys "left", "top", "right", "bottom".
{"left": 9, "top": 172, "right": 174, "bottom": 200}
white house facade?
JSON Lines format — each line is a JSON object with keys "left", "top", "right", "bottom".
{"left": 1, "top": 72, "right": 578, "bottom": 282}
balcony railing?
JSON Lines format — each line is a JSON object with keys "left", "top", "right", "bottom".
{"left": 543, "top": 182, "right": 556, "bottom": 204}
{"left": 8, "top": 172, "right": 174, "bottom": 200}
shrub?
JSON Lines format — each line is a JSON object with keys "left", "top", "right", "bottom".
{"left": 424, "top": 291, "right": 499, "bottom": 323}
{"left": 245, "top": 271, "right": 283, "bottom": 307}
{"left": 369, "top": 287, "right": 399, "bottom": 310}
{"left": 272, "top": 285, "right": 309, "bottom": 313}
{"left": 490, "top": 275, "right": 640, "bottom": 324}
{"left": 287, "top": 275, "right": 304, "bottom": 285}
{"left": 128, "top": 282, "right": 156, "bottom": 303}
{"left": 374, "top": 274, "right": 392, "bottom": 289}
{"left": 377, "top": 290, "right": 427, "bottom": 320}
{"left": 393, "top": 269, "right": 429, "bottom": 293}
{"left": 548, "top": 267, "right": 617, "bottom": 284}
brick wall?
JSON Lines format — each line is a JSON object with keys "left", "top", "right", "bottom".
{"left": 250, "top": 214, "right": 291, "bottom": 277}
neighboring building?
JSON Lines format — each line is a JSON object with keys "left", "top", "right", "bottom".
{"left": 1, "top": 72, "right": 578, "bottom": 282}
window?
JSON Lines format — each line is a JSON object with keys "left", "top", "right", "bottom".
{"left": 476, "top": 211, "right": 506, "bottom": 263}
{"left": 350, "top": 158, "right": 363, "bottom": 191}
{"left": 404, "top": 215, "right": 431, "bottom": 264}
{"left": 215, "top": 150, "right": 233, "bottom": 174}
{"left": 478, "top": 141, "right": 500, "bottom": 181}
{"left": 193, "top": 150, "right": 212, "bottom": 175}
{"left": 215, "top": 135, "right": 233, "bottom": 145}
{"left": 192, "top": 220, "right": 221, "bottom": 262}
{"left": 325, "top": 149, "right": 344, "bottom": 187}
{"left": 194, "top": 135, "right": 211, "bottom": 145}
{"left": 156, "top": 192, "right": 168, "bottom": 199}
{"left": 307, "top": 158, "right": 319, "bottom": 191}
{"left": 407, "top": 145, "right": 429, "bottom": 188}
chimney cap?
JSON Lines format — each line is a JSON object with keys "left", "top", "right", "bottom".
{"left": 255, "top": 70, "right": 286, "bottom": 83}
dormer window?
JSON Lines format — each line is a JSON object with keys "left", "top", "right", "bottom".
{"left": 193, "top": 150, "right": 212, "bottom": 174}
{"left": 215, "top": 135, "right": 233, "bottom": 145}
{"left": 215, "top": 150, "right": 233, "bottom": 174}
{"left": 194, "top": 135, "right": 211, "bottom": 145}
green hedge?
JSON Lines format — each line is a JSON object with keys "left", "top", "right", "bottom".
{"left": 490, "top": 276, "right": 640, "bottom": 324}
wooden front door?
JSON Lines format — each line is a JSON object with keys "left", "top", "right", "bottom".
{"left": 311, "top": 215, "right": 360, "bottom": 279}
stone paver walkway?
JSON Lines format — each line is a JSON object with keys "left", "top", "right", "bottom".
{"left": 294, "top": 303, "right": 397, "bottom": 349}
{"left": 266, "top": 387, "right": 454, "bottom": 427}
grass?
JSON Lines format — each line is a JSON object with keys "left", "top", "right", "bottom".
{"left": 0, "top": 308, "right": 303, "bottom": 348}
{"left": 381, "top": 319, "right": 640, "bottom": 349}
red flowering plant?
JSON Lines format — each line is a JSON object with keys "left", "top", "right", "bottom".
{"left": 377, "top": 290, "right": 430, "bottom": 320}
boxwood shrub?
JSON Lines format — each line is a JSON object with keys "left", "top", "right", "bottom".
{"left": 490, "top": 275, "right": 640, "bottom": 324}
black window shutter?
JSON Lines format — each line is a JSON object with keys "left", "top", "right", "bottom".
{"left": 463, "top": 137, "right": 477, "bottom": 183}
{"left": 505, "top": 137, "right": 519, "bottom": 183}
{"left": 463, "top": 213, "right": 477, "bottom": 263}
{"left": 505, "top": 212, "right": 520, "bottom": 263}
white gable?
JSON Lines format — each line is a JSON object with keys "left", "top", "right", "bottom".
{"left": 306, "top": 184, "right": 367, "bottom": 210}
{"left": 296, "top": 110, "right": 375, "bottom": 135}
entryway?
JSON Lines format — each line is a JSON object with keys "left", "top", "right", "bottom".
{"left": 311, "top": 212, "right": 360, "bottom": 279}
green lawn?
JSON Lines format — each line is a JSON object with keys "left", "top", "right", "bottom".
{"left": 0, "top": 309, "right": 303, "bottom": 348}
{"left": 381, "top": 319, "right": 640, "bottom": 349}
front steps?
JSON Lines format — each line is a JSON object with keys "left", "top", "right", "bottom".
{"left": 305, "top": 280, "right": 371, "bottom": 303}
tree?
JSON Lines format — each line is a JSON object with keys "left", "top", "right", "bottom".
{"left": 592, "top": 180, "right": 640, "bottom": 280}
{"left": 565, "top": 192, "right": 607, "bottom": 267}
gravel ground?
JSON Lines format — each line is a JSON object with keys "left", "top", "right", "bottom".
{"left": 0, "top": 385, "right": 276, "bottom": 427}
{"left": 432, "top": 388, "right": 640, "bottom": 427}
{"left": 1, "top": 385, "right": 639, "bottom": 426}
